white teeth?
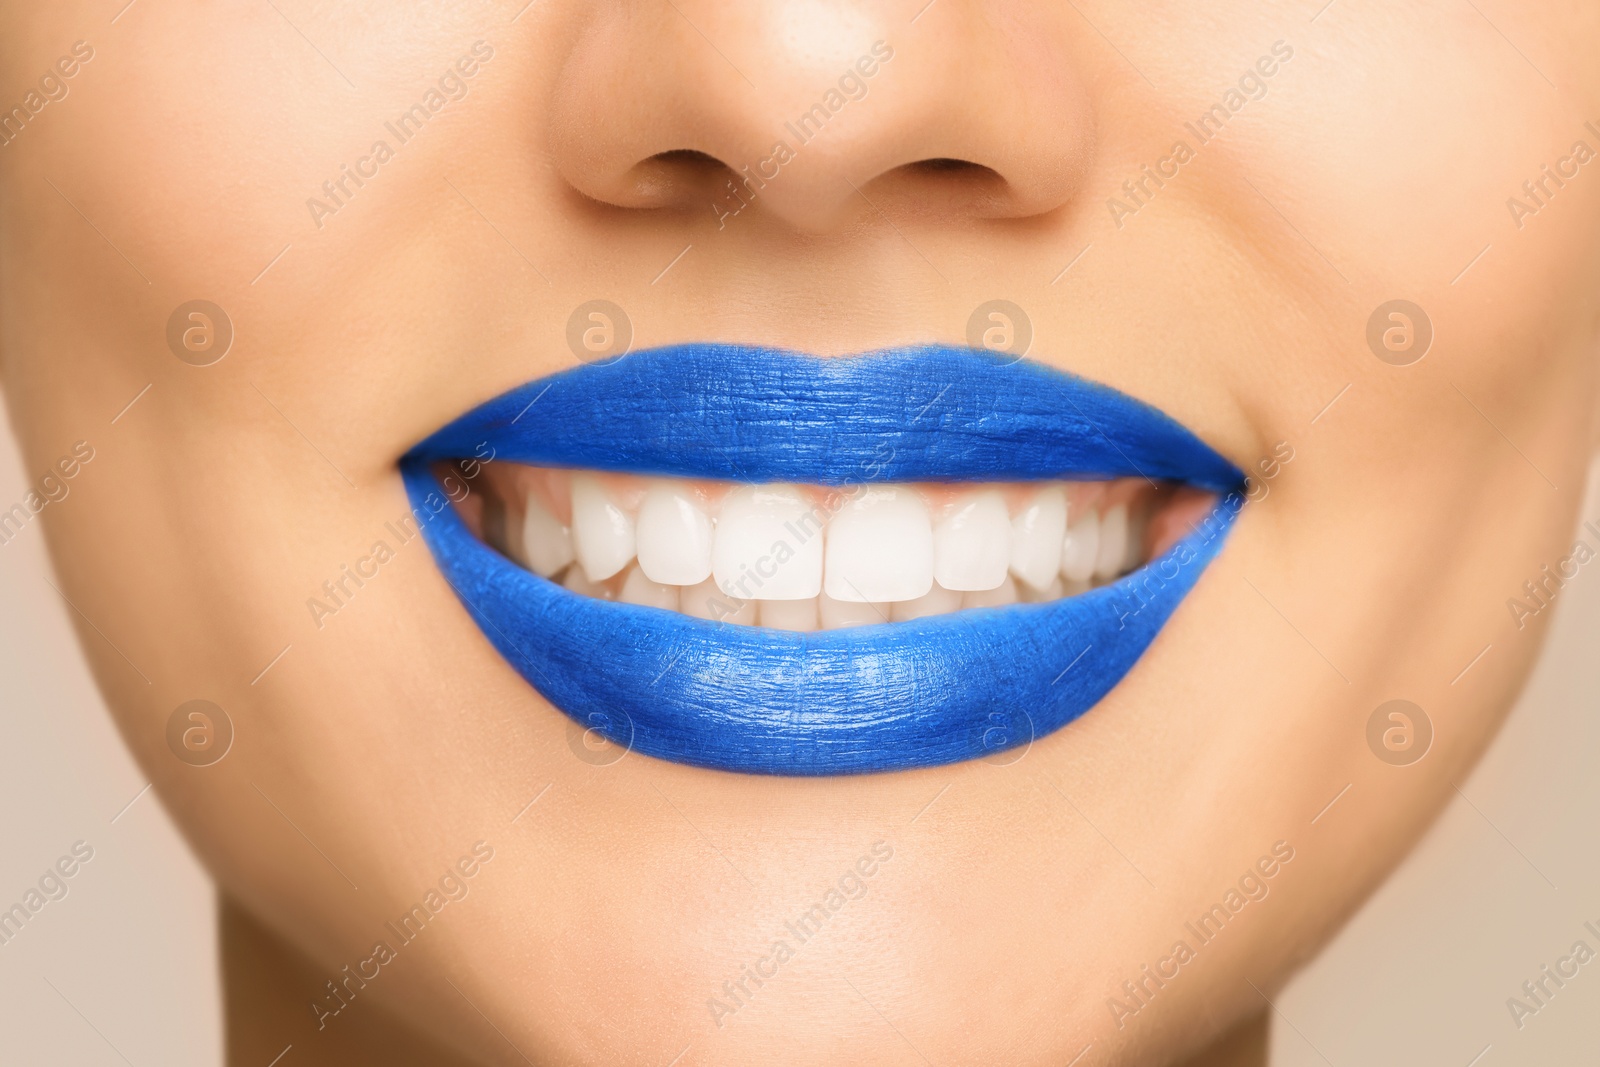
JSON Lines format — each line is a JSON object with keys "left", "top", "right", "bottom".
{"left": 635, "top": 482, "right": 714, "bottom": 586}
{"left": 891, "top": 583, "right": 963, "bottom": 622}
{"left": 712, "top": 484, "right": 824, "bottom": 600}
{"left": 681, "top": 577, "right": 757, "bottom": 624}
{"left": 1010, "top": 486, "right": 1067, "bottom": 591}
{"left": 760, "top": 597, "right": 819, "bottom": 632}
{"left": 819, "top": 593, "right": 890, "bottom": 629}
{"left": 1096, "top": 504, "right": 1129, "bottom": 580}
{"left": 932, "top": 489, "right": 1011, "bottom": 591}
{"left": 521, "top": 493, "right": 574, "bottom": 577}
{"left": 562, "top": 563, "right": 612, "bottom": 600}
{"left": 524, "top": 471, "right": 1161, "bottom": 625}
{"left": 824, "top": 485, "right": 933, "bottom": 603}
{"left": 1060, "top": 510, "right": 1100, "bottom": 584}
{"left": 962, "top": 574, "right": 1018, "bottom": 609}
{"left": 1123, "top": 508, "right": 1147, "bottom": 572}
{"left": 570, "top": 474, "right": 636, "bottom": 581}
{"left": 619, "top": 565, "right": 680, "bottom": 610}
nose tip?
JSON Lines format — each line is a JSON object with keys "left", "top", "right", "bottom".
{"left": 547, "top": 3, "right": 1095, "bottom": 233}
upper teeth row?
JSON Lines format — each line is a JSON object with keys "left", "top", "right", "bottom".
{"left": 516, "top": 474, "right": 1140, "bottom": 609}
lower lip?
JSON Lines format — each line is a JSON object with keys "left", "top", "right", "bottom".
{"left": 401, "top": 461, "right": 1243, "bottom": 776}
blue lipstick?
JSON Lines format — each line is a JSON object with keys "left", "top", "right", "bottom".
{"left": 403, "top": 344, "right": 1244, "bottom": 776}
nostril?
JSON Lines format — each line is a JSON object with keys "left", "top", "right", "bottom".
{"left": 647, "top": 148, "right": 723, "bottom": 169}
{"left": 907, "top": 157, "right": 993, "bottom": 176}
{"left": 885, "top": 157, "right": 1018, "bottom": 216}
{"left": 899, "top": 158, "right": 1006, "bottom": 191}
{"left": 616, "top": 148, "right": 730, "bottom": 208}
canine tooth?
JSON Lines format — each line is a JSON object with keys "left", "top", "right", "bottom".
{"left": 962, "top": 575, "right": 1018, "bottom": 610}
{"left": 561, "top": 564, "right": 612, "bottom": 600}
{"left": 1060, "top": 510, "right": 1100, "bottom": 583}
{"left": 1010, "top": 485, "right": 1066, "bottom": 591}
{"left": 619, "top": 565, "right": 679, "bottom": 610}
{"left": 521, "top": 493, "right": 575, "bottom": 577}
{"left": 570, "top": 474, "right": 636, "bottom": 581}
{"left": 712, "top": 485, "right": 824, "bottom": 600}
{"left": 1096, "top": 504, "right": 1128, "bottom": 579}
{"left": 819, "top": 594, "right": 890, "bottom": 629}
{"left": 824, "top": 485, "right": 933, "bottom": 603}
{"left": 932, "top": 489, "right": 1010, "bottom": 591}
{"left": 681, "top": 577, "right": 757, "bottom": 624}
{"left": 636, "top": 481, "right": 713, "bottom": 585}
{"left": 760, "top": 597, "right": 819, "bottom": 632}
{"left": 891, "top": 583, "right": 962, "bottom": 622}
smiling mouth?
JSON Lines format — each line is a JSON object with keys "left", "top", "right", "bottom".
{"left": 453, "top": 466, "right": 1214, "bottom": 629}
{"left": 402, "top": 344, "right": 1245, "bottom": 776}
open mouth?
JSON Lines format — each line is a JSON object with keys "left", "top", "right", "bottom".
{"left": 455, "top": 468, "right": 1207, "bottom": 627}
{"left": 401, "top": 344, "right": 1245, "bottom": 776}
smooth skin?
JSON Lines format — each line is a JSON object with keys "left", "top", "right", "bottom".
{"left": 3, "top": 2, "right": 1599, "bottom": 1064}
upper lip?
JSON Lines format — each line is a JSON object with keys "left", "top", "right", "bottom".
{"left": 402, "top": 343, "right": 1244, "bottom": 777}
{"left": 405, "top": 343, "right": 1242, "bottom": 490}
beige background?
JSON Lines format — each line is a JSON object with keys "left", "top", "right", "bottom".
{"left": 0, "top": 395, "right": 1593, "bottom": 1064}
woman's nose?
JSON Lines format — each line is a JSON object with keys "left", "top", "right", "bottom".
{"left": 546, "top": 0, "right": 1096, "bottom": 233}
